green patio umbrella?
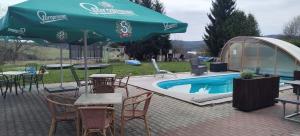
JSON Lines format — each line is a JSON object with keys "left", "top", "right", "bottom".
{"left": 0, "top": 0, "right": 188, "bottom": 93}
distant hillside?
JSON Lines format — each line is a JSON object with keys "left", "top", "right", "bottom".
{"left": 171, "top": 40, "right": 207, "bottom": 51}
{"left": 264, "top": 34, "right": 285, "bottom": 39}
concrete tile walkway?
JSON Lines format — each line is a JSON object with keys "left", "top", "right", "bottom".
{"left": 0, "top": 82, "right": 299, "bottom": 136}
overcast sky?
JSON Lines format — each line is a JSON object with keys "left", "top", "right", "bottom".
{"left": 1, "top": 0, "right": 300, "bottom": 41}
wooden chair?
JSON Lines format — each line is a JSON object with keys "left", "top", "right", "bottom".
{"left": 78, "top": 106, "right": 115, "bottom": 136}
{"left": 114, "top": 73, "right": 131, "bottom": 97}
{"left": 46, "top": 94, "right": 77, "bottom": 136}
{"left": 120, "top": 92, "right": 153, "bottom": 136}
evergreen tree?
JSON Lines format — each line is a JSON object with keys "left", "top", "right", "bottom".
{"left": 246, "top": 14, "right": 260, "bottom": 36}
{"left": 203, "top": 0, "right": 236, "bottom": 56}
{"left": 125, "top": 0, "right": 172, "bottom": 61}
{"left": 223, "top": 10, "right": 260, "bottom": 39}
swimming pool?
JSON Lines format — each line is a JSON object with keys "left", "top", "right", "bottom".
{"left": 157, "top": 73, "right": 290, "bottom": 95}
{"left": 157, "top": 74, "right": 240, "bottom": 95}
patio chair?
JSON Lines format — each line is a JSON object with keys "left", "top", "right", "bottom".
{"left": 114, "top": 73, "right": 131, "bottom": 97}
{"left": 34, "top": 65, "right": 47, "bottom": 90}
{"left": 70, "top": 66, "right": 90, "bottom": 95}
{"left": 46, "top": 94, "right": 76, "bottom": 136}
{"left": 23, "top": 63, "right": 38, "bottom": 92}
{"left": 190, "top": 58, "right": 207, "bottom": 75}
{"left": 0, "top": 66, "right": 13, "bottom": 94}
{"left": 78, "top": 106, "right": 115, "bottom": 136}
{"left": 151, "top": 59, "right": 176, "bottom": 78}
{"left": 120, "top": 92, "right": 153, "bottom": 136}
{"left": 0, "top": 74, "right": 9, "bottom": 98}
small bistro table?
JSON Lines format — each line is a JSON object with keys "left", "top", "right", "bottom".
{"left": 89, "top": 74, "right": 116, "bottom": 85}
{"left": 74, "top": 93, "right": 123, "bottom": 136}
{"left": 2, "top": 71, "right": 49, "bottom": 94}
{"left": 89, "top": 74, "right": 116, "bottom": 79}
{"left": 279, "top": 80, "right": 300, "bottom": 122}
{"left": 2, "top": 71, "right": 28, "bottom": 95}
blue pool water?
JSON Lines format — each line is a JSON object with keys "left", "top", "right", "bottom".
{"left": 157, "top": 74, "right": 290, "bottom": 95}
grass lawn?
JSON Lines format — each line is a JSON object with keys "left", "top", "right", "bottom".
{"left": 2, "top": 61, "right": 191, "bottom": 84}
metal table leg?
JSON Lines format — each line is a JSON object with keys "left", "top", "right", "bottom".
{"left": 14, "top": 76, "right": 18, "bottom": 95}
{"left": 297, "top": 86, "right": 299, "bottom": 113}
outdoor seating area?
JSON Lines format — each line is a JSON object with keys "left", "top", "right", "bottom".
{"left": 1, "top": 0, "right": 300, "bottom": 135}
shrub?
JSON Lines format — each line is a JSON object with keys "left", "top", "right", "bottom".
{"left": 241, "top": 71, "right": 254, "bottom": 79}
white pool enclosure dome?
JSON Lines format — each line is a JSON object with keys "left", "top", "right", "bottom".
{"left": 220, "top": 36, "right": 300, "bottom": 77}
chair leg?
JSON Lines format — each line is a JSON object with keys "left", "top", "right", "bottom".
{"left": 144, "top": 116, "right": 151, "bottom": 136}
{"left": 83, "top": 130, "right": 88, "bottom": 136}
{"left": 125, "top": 87, "right": 129, "bottom": 97}
{"left": 102, "top": 129, "right": 107, "bottom": 136}
{"left": 9, "top": 83, "right": 12, "bottom": 93}
{"left": 42, "top": 79, "right": 45, "bottom": 88}
{"left": 3, "top": 85, "right": 8, "bottom": 98}
{"left": 0, "top": 86, "right": 3, "bottom": 96}
{"left": 120, "top": 118, "right": 125, "bottom": 136}
{"left": 109, "top": 126, "right": 114, "bottom": 136}
{"left": 36, "top": 81, "right": 39, "bottom": 94}
{"left": 29, "top": 79, "right": 32, "bottom": 92}
{"left": 48, "top": 119, "right": 56, "bottom": 136}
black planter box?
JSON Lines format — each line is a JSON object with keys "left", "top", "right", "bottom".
{"left": 232, "top": 76, "right": 280, "bottom": 112}
{"left": 210, "top": 62, "right": 227, "bottom": 72}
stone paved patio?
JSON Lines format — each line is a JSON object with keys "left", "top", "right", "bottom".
{"left": 0, "top": 82, "right": 300, "bottom": 136}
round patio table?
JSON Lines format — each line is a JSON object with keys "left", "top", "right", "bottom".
{"left": 45, "top": 64, "right": 72, "bottom": 70}
{"left": 73, "top": 64, "right": 110, "bottom": 70}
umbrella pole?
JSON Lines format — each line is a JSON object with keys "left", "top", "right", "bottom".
{"left": 83, "top": 31, "right": 88, "bottom": 94}
{"left": 60, "top": 44, "right": 63, "bottom": 87}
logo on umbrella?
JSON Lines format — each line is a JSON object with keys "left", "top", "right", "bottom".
{"left": 79, "top": 2, "right": 135, "bottom": 15}
{"left": 98, "top": 1, "right": 114, "bottom": 8}
{"left": 163, "top": 23, "right": 178, "bottom": 31}
{"left": 7, "top": 28, "right": 26, "bottom": 35}
{"left": 37, "top": 10, "right": 68, "bottom": 24}
{"left": 116, "top": 21, "right": 132, "bottom": 38}
{"left": 56, "top": 31, "right": 68, "bottom": 41}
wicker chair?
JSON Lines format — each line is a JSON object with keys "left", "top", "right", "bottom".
{"left": 78, "top": 106, "right": 115, "bottom": 136}
{"left": 121, "top": 92, "right": 153, "bottom": 136}
{"left": 46, "top": 94, "right": 76, "bottom": 136}
{"left": 190, "top": 58, "right": 207, "bottom": 75}
{"left": 114, "top": 73, "right": 131, "bottom": 97}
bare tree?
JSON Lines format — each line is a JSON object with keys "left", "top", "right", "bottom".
{"left": 283, "top": 15, "right": 300, "bottom": 37}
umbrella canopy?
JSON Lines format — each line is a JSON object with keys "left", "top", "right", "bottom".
{"left": 0, "top": 0, "right": 188, "bottom": 93}
{"left": 0, "top": 0, "right": 187, "bottom": 43}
